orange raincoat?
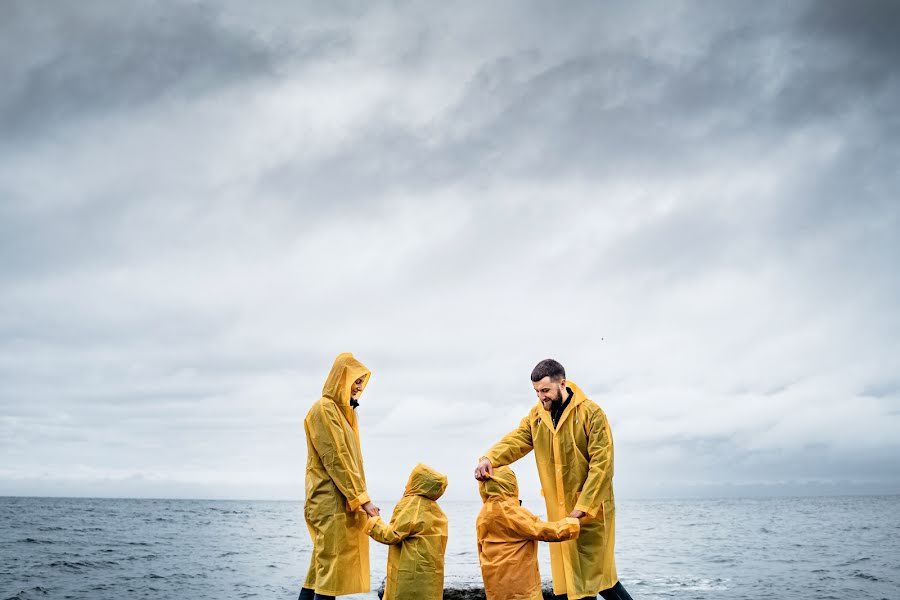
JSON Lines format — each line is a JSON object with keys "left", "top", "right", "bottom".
{"left": 477, "top": 466, "right": 580, "bottom": 600}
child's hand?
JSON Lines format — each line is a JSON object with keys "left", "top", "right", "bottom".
{"left": 362, "top": 501, "right": 381, "bottom": 517}
{"left": 568, "top": 509, "right": 586, "bottom": 519}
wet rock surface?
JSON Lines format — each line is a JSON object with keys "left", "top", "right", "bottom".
{"left": 377, "top": 583, "right": 557, "bottom": 599}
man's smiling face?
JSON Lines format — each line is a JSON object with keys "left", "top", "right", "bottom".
{"left": 533, "top": 376, "right": 566, "bottom": 411}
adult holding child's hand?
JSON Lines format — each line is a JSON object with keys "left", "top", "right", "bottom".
{"left": 299, "top": 353, "right": 379, "bottom": 600}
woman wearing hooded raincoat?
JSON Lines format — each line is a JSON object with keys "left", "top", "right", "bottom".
{"left": 367, "top": 463, "right": 449, "bottom": 600}
{"left": 477, "top": 466, "right": 580, "bottom": 600}
{"left": 299, "top": 353, "right": 379, "bottom": 600}
{"left": 479, "top": 374, "right": 626, "bottom": 599}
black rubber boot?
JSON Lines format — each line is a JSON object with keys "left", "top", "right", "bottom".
{"left": 298, "top": 588, "right": 315, "bottom": 600}
{"left": 566, "top": 582, "right": 635, "bottom": 600}
{"left": 600, "top": 581, "right": 635, "bottom": 600}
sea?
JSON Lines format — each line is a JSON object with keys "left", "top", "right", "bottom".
{"left": 1, "top": 495, "right": 898, "bottom": 600}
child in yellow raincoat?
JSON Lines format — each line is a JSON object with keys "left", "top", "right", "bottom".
{"left": 477, "top": 466, "right": 580, "bottom": 600}
{"left": 366, "top": 463, "right": 449, "bottom": 600}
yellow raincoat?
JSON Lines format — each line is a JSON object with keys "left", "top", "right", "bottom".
{"left": 482, "top": 381, "right": 618, "bottom": 598}
{"left": 367, "top": 463, "right": 449, "bottom": 600}
{"left": 303, "top": 353, "right": 372, "bottom": 596}
{"left": 477, "top": 466, "right": 580, "bottom": 600}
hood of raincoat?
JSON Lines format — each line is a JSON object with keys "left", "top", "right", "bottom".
{"left": 479, "top": 465, "right": 519, "bottom": 502}
{"left": 322, "top": 352, "right": 370, "bottom": 407}
{"left": 403, "top": 463, "right": 448, "bottom": 501}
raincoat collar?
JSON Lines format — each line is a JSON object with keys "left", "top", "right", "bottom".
{"left": 538, "top": 380, "right": 586, "bottom": 432}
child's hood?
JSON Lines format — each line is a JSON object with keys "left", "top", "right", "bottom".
{"left": 403, "top": 463, "right": 448, "bottom": 501}
{"left": 479, "top": 465, "right": 519, "bottom": 502}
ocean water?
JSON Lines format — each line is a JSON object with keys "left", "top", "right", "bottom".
{"left": 1, "top": 495, "right": 898, "bottom": 600}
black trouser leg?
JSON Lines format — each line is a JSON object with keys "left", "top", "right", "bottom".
{"left": 599, "top": 581, "right": 634, "bottom": 600}
{"left": 566, "top": 581, "right": 635, "bottom": 600}
{"left": 298, "top": 586, "right": 334, "bottom": 600}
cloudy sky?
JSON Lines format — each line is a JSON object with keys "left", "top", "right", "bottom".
{"left": 1, "top": 1, "right": 898, "bottom": 502}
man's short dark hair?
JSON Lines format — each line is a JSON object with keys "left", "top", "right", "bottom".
{"left": 531, "top": 358, "right": 566, "bottom": 382}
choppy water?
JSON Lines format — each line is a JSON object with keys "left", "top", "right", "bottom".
{"left": 1, "top": 495, "right": 898, "bottom": 599}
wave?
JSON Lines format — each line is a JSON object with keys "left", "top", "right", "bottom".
{"left": 3, "top": 586, "right": 49, "bottom": 600}
{"left": 837, "top": 557, "right": 872, "bottom": 567}
{"left": 48, "top": 559, "right": 120, "bottom": 571}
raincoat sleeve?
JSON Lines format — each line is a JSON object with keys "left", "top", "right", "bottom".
{"left": 532, "top": 516, "right": 580, "bottom": 542}
{"left": 573, "top": 407, "right": 612, "bottom": 518}
{"left": 366, "top": 506, "right": 421, "bottom": 545}
{"left": 483, "top": 414, "right": 534, "bottom": 467}
{"left": 308, "top": 403, "right": 371, "bottom": 511}
{"left": 506, "top": 506, "right": 580, "bottom": 542}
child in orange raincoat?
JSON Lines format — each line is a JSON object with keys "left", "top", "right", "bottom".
{"left": 476, "top": 466, "right": 580, "bottom": 600}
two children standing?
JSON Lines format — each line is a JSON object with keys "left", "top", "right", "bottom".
{"left": 363, "top": 462, "right": 579, "bottom": 600}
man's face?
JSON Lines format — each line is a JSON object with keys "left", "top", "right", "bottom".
{"left": 350, "top": 376, "right": 365, "bottom": 400}
{"left": 533, "top": 376, "right": 566, "bottom": 411}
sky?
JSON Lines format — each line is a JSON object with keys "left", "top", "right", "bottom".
{"left": 1, "top": 1, "right": 898, "bottom": 502}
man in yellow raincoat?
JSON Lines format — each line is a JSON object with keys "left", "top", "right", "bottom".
{"left": 474, "top": 359, "right": 634, "bottom": 600}
{"left": 477, "top": 465, "right": 580, "bottom": 600}
{"left": 299, "top": 353, "right": 381, "bottom": 600}
{"left": 367, "top": 463, "right": 449, "bottom": 600}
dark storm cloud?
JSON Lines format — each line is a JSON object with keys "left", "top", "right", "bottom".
{"left": 250, "top": 0, "right": 900, "bottom": 197}
{"left": 803, "top": 0, "right": 900, "bottom": 70}
{"left": 0, "top": 1, "right": 288, "bottom": 142}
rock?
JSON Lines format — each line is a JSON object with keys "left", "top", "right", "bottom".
{"left": 376, "top": 582, "right": 557, "bottom": 599}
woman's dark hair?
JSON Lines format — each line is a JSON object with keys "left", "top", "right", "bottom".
{"left": 530, "top": 358, "right": 565, "bottom": 382}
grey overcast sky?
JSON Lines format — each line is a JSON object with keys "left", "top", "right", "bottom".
{"left": 1, "top": 1, "right": 898, "bottom": 501}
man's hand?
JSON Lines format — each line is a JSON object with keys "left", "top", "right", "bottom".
{"left": 362, "top": 501, "right": 381, "bottom": 517}
{"left": 569, "top": 509, "right": 586, "bottom": 519}
{"left": 474, "top": 457, "right": 493, "bottom": 481}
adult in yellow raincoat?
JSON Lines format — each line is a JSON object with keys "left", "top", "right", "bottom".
{"left": 367, "top": 463, "right": 449, "bottom": 600}
{"left": 475, "top": 359, "right": 633, "bottom": 600}
{"left": 477, "top": 466, "right": 580, "bottom": 600}
{"left": 299, "top": 353, "right": 380, "bottom": 600}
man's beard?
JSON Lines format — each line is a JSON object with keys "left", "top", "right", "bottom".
{"left": 542, "top": 388, "right": 562, "bottom": 409}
